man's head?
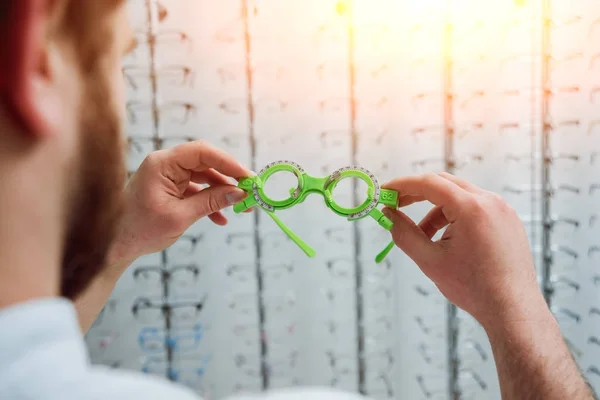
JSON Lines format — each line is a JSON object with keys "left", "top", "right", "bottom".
{"left": 0, "top": 0, "right": 135, "bottom": 300}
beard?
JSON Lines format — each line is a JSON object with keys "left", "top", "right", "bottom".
{"left": 60, "top": 70, "right": 126, "bottom": 300}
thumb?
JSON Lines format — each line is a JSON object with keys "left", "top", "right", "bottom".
{"left": 383, "top": 208, "right": 438, "bottom": 266}
{"left": 183, "top": 185, "right": 247, "bottom": 221}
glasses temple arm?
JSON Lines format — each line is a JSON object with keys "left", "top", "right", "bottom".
{"left": 369, "top": 204, "right": 397, "bottom": 264}
{"left": 375, "top": 241, "right": 395, "bottom": 264}
{"left": 266, "top": 211, "right": 316, "bottom": 258}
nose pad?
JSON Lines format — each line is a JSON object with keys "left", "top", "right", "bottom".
{"left": 289, "top": 187, "right": 302, "bottom": 199}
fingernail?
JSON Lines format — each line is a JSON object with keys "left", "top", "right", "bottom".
{"left": 226, "top": 188, "right": 247, "bottom": 205}
{"left": 240, "top": 162, "right": 256, "bottom": 175}
{"left": 382, "top": 208, "right": 393, "bottom": 218}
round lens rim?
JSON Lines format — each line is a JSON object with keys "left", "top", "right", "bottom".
{"left": 255, "top": 161, "right": 305, "bottom": 209}
{"left": 324, "top": 166, "right": 379, "bottom": 220}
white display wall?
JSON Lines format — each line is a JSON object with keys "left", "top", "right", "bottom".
{"left": 86, "top": 1, "right": 600, "bottom": 399}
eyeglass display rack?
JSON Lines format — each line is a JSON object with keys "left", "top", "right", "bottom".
{"left": 86, "top": 1, "right": 600, "bottom": 399}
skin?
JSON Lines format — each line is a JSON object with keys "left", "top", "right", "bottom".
{"left": 382, "top": 173, "right": 594, "bottom": 399}
{"left": 0, "top": 1, "right": 594, "bottom": 399}
{"left": 75, "top": 142, "right": 252, "bottom": 330}
{"left": 0, "top": 1, "right": 250, "bottom": 319}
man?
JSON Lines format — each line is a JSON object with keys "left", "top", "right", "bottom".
{"left": 0, "top": 1, "right": 594, "bottom": 399}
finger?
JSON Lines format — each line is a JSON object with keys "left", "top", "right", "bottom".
{"left": 398, "top": 195, "right": 426, "bottom": 208}
{"left": 183, "top": 184, "right": 229, "bottom": 223}
{"left": 382, "top": 174, "right": 470, "bottom": 222}
{"left": 438, "top": 172, "right": 484, "bottom": 194}
{"left": 184, "top": 184, "right": 230, "bottom": 223}
{"left": 183, "top": 182, "right": 205, "bottom": 198}
{"left": 167, "top": 140, "right": 252, "bottom": 181}
{"left": 181, "top": 184, "right": 247, "bottom": 221}
{"left": 382, "top": 208, "right": 439, "bottom": 266}
{"left": 395, "top": 175, "right": 481, "bottom": 208}
{"left": 187, "top": 177, "right": 253, "bottom": 214}
{"left": 191, "top": 170, "right": 254, "bottom": 214}
{"left": 233, "top": 169, "right": 256, "bottom": 181}
{"left": 208, "top": 212, "right": 228, "bottom": 226}
{"left": 191, "top": 168, "right": 235, "bottom": 186}
{"left": 418, "top": 205, "right": 450, "bottom": 239}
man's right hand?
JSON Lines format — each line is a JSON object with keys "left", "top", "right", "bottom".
{"left": 381, "top": 172, "right": 546, "bottom": 330}
{"left": 382, "top": 173, "right": 595, "bottom": 399}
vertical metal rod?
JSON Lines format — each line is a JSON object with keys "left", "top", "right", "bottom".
{"left": 541, "top": 0, "right": 553, "bottom": 305}
{"left": 145, "top": 1, "right": 159, "bottom": 141}
{"left": 442, "top": 3, "right": 459, "bottom": 399}
{"left": 240, "top": 0, "right": 268, "bottom": 390}
{"left": 144, "top": 0, "right": 174, "bottom": 379}
{"left": 530, "top": 0, "right": 541, "bottom": 291}
{"left": 345, "top": 1, "right": 366, "bottom": 394}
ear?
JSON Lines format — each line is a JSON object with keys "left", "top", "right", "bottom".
{"left": 0, "top": 0, "right": 59, "bottom": 138}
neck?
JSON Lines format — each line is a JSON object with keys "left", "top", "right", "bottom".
{"left": 0, "top": 139, "right": 64, "bottom": 309}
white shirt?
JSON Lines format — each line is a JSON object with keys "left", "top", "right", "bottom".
{"left": 0, "top": 298, "right": 370, "bottom": 400}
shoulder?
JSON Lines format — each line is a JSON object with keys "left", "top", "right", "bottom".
{"left": 2, "top": 359, "right": 201, "bottom": 400}
{"left": 72, "top": 366, "right": 202, "bottom": 400}
{"left": 0, "top": 298, "right": 201, "bottom": 400}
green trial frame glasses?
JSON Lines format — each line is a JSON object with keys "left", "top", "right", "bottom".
{"left": 233, "top": 161, "right": 399, "bottom": 263}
